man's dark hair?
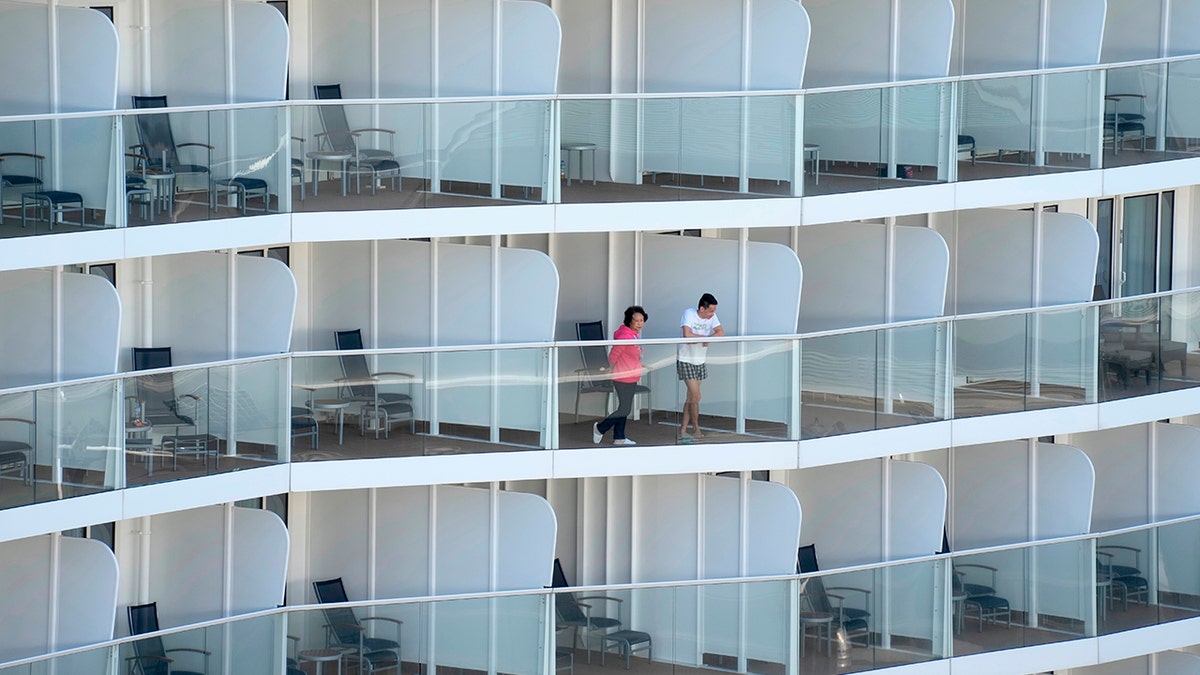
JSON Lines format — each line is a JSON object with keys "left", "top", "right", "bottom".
{"left": 623, "top": 305, "right": 648, "bottom": 327}
{"left": 698, "top": 293, "right": 718, "bottom": 309}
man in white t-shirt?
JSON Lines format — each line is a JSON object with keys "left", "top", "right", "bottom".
{"left": 678, "top": 293, "right": 724, "bottom": 441}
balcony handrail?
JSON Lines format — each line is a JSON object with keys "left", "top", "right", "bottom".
{"left": 0, "top": 284, "right": 1191, "bottom": 398}
{"left": 3, "top": 52, "right": 1200, "bottom": 126}
{"left": 0, "top": 352, "right": 289, "bottom": 398}
{"left": 11, "top": 508, "right": 1200, "bottom": 670}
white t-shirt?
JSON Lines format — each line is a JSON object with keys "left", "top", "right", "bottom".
{"left": 679, "top": 307, "right": 721, "bottom": 364}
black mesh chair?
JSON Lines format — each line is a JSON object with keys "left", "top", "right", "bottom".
{"left": 130, "top": 96, "right": 215, "bottom": 207}
{"left": 551, "top": 558, "right": 627, "bottom": 664}
{"left": 796, "top": 545, "right": 872, "bottom": 646}
{"left": 334, "top": 329, "right": 414, "bottom": 438}
{"left": 313, "top": 84, "right": 401, "bottom": 195}
{"left": 312, "top": 577, "right": 402, "bottom": 673}
{"left": 127, "top": 602, "right": 210, "bottom": 675}
{"left": 574, "top": 321, "right": 651, "bottom": 423}
{"left": 131, "top": 347, "right": 216, "bottom": 471}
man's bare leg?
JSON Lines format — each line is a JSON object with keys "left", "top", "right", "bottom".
{"left": 682, "top": 378, "right": 703, "bottom": 437}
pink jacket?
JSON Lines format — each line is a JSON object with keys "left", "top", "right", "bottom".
{"left": 608, "top": 324, "right": 643, "bottom": 383}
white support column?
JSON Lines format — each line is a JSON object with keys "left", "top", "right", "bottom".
{"left": 490, "top": 236, "right": 501, "bottom": 443}
{"left": 52, "top": 267, "right": 63, "bottom": 382}
{"left": 220, "top": 504, "right": 235, "bottom": 674}
{"left": 882, "top": 220, "right": 896, "bottom": 414}
{"left": 227, "top": 250, "right": 239, "bottom": 456}
{"left": 488, "top": 482, "right": 500, "bottom": 675}
{"left": 430, "top": 239, "right": 440, "bottom": 435}
{"left": 47, "top": 533, "right": 61, "bottom": 655}
{"left": 1030, "top": 208, "right": 1044, "bottom": 398}
{"left": 1026, "top": 438, "right": 1040, "bottom": 628}
{"left": 736, "top": 229, "right": 748, "bottom": 434}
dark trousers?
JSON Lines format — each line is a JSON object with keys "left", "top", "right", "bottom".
{"left": 596, "top": 381, "right": 638, "bottom": 440}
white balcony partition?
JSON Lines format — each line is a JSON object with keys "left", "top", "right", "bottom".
{"left": 1101, "top": 0, "right": 1163, "bottom": 63}
{"left": 0, "top": 535, "right": 117, "bottom": 664}
{"left": 958, "top": 0, "right": 1105, "bottom": 74}
{"left": 149, "top": 252, "right": 295, "bottom": 366}
{"left": 1069, "top": 424, "right": 1151, "bottom": 530}
{"left": 0, "top": 2, "right": 117, "bottom": 115}
{"left": 628, "top": 474, "right": 800, "bottom": 669}
{"left": 305, "top": 485, "right": 556, "bottom": 671}
{"left": 952, "top": 441, "right": 1094, "bottom": 549}
{"left": 804, "top": 0, "right": 953, "bottom": 87}
{"left": 147, "top": 0, "right": 288, "bottom": 105}
{"left": 1155, "top": 423, "right": 1200, "bottom": 519}
{"left": 796, "top": 223, "right": 949, "bottom": 332}
{"left": 640, "top": 234, "right": 802, "bottom": 425}
{"left": 790, "top": 459, "right": 946, "bottom": 568}
{"left": 0, "top": 270, "right": 120, "bottom": 389}
{"left": 126, "top": 506, "right": 288, "bottom": 633}
{"left": 635, "top": 0, "right": 809, "bottom": 185}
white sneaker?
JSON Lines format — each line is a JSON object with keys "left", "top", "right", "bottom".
{"left": 592, "top": 423, "right": 603, "bottom": 444}
{"left": 612, "top": 438, "right": 636, "bottom": 446}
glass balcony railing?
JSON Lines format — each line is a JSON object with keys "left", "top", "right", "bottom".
{"left": 0, "top": 288, "right": 1198, "bottom": 501}
{"left": 8, "top": 514, "right": 1200, "bottom": 674}
{"left": 2, "top": 55, "right": 1200, "bottom": 235}
{"left": 0, "top": 356, "right": 288, "bottom": 510}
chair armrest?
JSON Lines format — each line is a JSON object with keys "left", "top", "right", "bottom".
{"left": 360, "top": 616, "right": 403, "bottom": 626}
{"left": 0, "top": 417, "right": 34, "bottom": 426}
{"left": 825, "top": 586, "right": 871, "bottom": 598}
{"left": 575, "top": 595, "right": 623, "bottom": 605}
{"left": 0, "top": 152, "right": 46, "bottom": 161}
{"left": 125, "top": 655, "right": 172, "bottom": 664}
{"left": 1097, "top": 545, "right": 1141, "bottom": 554}
{"left": 291, "top": 136, "right": 306, "bottom": 143}
{"left": 165, "top": 647, "right": 212, "bottom": 656}
{"left": 177, "top": 142, "right": 216, "bottom": 151}
{"left": 360, "top": 616, "right": 403, "bottom": 641}
{"left": 353, "top": 128, "right": 396, "bottom": 136}
{"left": 372, "top": 371, "right": 416, "bottom": 379}
{"left": 178, "top": 393, "right": 203, "bottom": 403}
{"left": 955, "top": 563, "right": 998, "bottom": 573}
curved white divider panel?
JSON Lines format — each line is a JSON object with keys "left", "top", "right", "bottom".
{"left": 305, "top": 485, "right": 556, "bottom": 671}
{"left": 150, "top": 252, "right": 295, "bottom": 366}
{"left": 0, "top": 535, "right": 117, "bottom": 663}
{"left": 790, "top": 459, "right": 946, "bottom": 568}
{"left": 0, "top": 270, "right": 120, "bottom": 388}
{"left": 1102, "top": 0, "right": 1162, "bottom": 63}
{"left": 501, "top": 1, "right": 562, "bottom": 95}
{"left": 640, "top": 234, "right": 802, "bottom": 424}
{"left": 638, "top": 0, "right": 808, "bottom": 183}
{"left": 0, "top": 2, "right": 117, "bottom": 114}
{"left": 961, "top": 0, "right": 1105, "bottom": 74}
{"left": 1156, "top": 423, "right": 1200, "bottom": 519}
{"left": 132, "top": 506, "right": 287, "bottom": 632}
{"left": 796, "top": 223, "right": 948, "bottom": 332}
{"left": 946, "top": 209, "right": 1098, "bottom": 313}
{"left": 307, "top": 485, "right": 556, "bottom": 598}
{"left": 627, "top": 475, "right": 799, "bottom": 670}
{"left": 952, "top": 441, "right": 1094, "bottom": 550}
{"left": 150, "top": 0, "right": 288, "bottom": 104}
{"left": 1158, "top": 651, "right": 1200, "bottom": 674}
{"left": 946, "top": 210, "right": 1098, "bottom": 388}
{"left": 804, "top": 0, "right": 952, "bottom": 87}
{"left": 1066, "top": 424, "right": 1150, "bottom": 530}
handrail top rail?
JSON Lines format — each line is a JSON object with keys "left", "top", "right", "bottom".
{"left": 2, "top": 52, "right": 1198, "bottom": 123}
{"left": 0, "top": 285, "right": 1194, "bottom": 397}
{"left": 10, "top": 508, "right": 1200, "bottom": 669}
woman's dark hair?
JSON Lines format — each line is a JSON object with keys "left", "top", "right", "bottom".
{"left": 698, "top": 293, "right": 718, "bottom": 309}
{"left": 623, "top": 305, "right": 648, "bottom": 327}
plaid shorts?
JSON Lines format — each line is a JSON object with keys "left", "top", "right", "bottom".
{"left": 677, "top": 361, "right": 708, "bottom": 381}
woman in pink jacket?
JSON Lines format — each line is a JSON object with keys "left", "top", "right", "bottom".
{"left": 593, "top": 306, "right": 647, "bottom": 445}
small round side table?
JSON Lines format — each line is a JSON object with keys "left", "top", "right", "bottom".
{"left": 298, "top": 648, "right": 344, "bottom": 675}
